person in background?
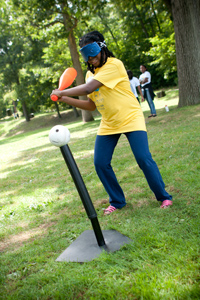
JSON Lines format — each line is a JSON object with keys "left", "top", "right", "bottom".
{"left": 127, "top": 70, "right": 144, "bottom": 103}
{"left": 139, "top": 65, "right": 157, "bottom": 118}
{"left": 51, "top": 31, "right": 173, "bottom": 215}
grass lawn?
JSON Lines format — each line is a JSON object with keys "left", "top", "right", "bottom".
{"left": 0, "top": 88, "right": 200, "bottom": 300}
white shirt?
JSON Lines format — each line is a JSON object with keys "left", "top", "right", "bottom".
{"left": 129, "top": 77, "right": 140, "bottom": 97}
{"left": 139, "top": 71, "right": 151, "bottom": 87}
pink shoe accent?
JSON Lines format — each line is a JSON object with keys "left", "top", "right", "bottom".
{"left": 160, "top": 200, "right": 173, "bottom": 208}
{"left": 104, "top": 205, "right": 117, "bottom": 215}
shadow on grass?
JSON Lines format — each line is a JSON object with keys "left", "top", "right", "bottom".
{"left": 0, "top": 118, "right": 101, "bottom": 148}
{"left": 1, "top": 109, "right": 84, "bottom": 139}
{"left": 156, "top": 88, "right": 179, "bottom": 102}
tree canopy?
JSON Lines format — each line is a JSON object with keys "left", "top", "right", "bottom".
{"left": 0, "top": 0, "right": 199, "bottom": 120}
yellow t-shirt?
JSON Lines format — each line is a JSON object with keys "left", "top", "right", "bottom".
{"left": 86, "top": 57, "right": 146, "bottom": 135}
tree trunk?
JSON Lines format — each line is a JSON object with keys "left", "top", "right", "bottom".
{"left": 171, "top": 0, "right": 200, "bottom": 106}
{"left": 150, "top": 0, "right": 162, "bottom": 33}
{"left": 67, "top": 31, "right": 94, "bottom": 122}
{"left": 62, "top": 7, "right": 94, "bottom": 123}
{"left": 133, "top": 1, "right": 150, "bottom": 38}
{"left": 55, "top": 101, "right": 61, "bottom": 118}
{"left": 22, "top": 101, "right": 30, "bottom": 122}
{"left": 72, "top": 106, "right": 80, "bottom": 117}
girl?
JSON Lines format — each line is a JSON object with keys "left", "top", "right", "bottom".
{"left": 139, "top": 65, "right": 157, "bottom": 118}
{"left": 51, "top": 31, "right": 172, "bottom": 215}
{"left": 127, "top": 69, "right": 144, "bottom": 103}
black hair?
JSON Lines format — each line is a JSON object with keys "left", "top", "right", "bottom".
{"left": 127, "top": 70, "right": 133, "bottom": 80}
{"left": 79, "top": 31, "right": 115, "bottom": 73}
{"left": 141, "top": 65, "right": 147, "bottom": 70}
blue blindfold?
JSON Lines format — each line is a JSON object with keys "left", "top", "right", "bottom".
{"left": 79, "top": 42, "right": 101, "bottom": 62}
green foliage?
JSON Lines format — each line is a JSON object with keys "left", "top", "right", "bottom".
{"left": 0, "top": 0, "right": 179, "bottom": 117}
{"left": 146, "top": 18, "right": 177, "bottom": 83}
{"left": 0, "top": 1, "right": 53, "bottom": 117}
{"left": 106, "top": 0, "right": 176, "bottom": 87}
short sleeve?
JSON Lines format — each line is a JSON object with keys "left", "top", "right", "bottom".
{"left": 134, "top": 77, "right": 140, "bottom": 86}
{"left": 93, "top": 60, "right": 125, "bottom": 89}
{"left": 144, "top": 71, "right": 151, "bottom": 83}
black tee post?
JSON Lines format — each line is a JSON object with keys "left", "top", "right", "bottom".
{"left": 60, "top": 144, "right": 106, "bottom": 248}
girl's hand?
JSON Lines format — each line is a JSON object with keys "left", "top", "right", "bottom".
{"left": 51, "top": 89, "right": 62, "bottom": 99}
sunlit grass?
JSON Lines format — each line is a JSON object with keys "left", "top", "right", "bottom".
{"left": 0, "top": 88, "right": 200, "bottom": 299}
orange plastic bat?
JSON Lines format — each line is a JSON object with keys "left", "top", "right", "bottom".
{"left": 51, "top": 67, "right": 77, "bottom": 101}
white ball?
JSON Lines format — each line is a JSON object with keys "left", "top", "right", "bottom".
{"left": 49, "top": 125, "right": 70, "bottom": 147}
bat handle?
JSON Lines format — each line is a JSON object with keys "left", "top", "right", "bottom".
{"left": 51, "top": 95, "right": 58, "bottom": 101}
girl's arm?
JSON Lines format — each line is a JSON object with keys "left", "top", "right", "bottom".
{"left": 51, "top": 79, "right": 103, "bottom": 98}
{"left": 139, "top": 77, "right": 148, "bottom": 84}
{"left": 57, "top": 96, "right": 96, "bottom": 111}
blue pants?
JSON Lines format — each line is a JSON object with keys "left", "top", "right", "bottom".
{"left": 94, "top": 131, "right": 172, "bottom": 208}
{"left": 142, "top": 88, "right": 156, "bottom": 115}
